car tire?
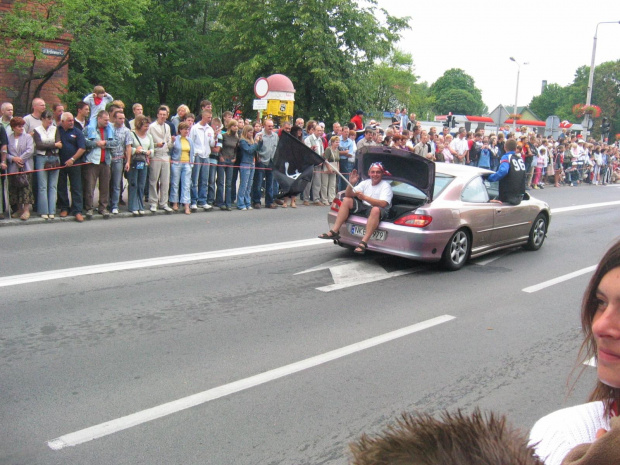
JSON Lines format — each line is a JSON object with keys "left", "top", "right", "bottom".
{"left": 524, "top": 213, "right": 547, "bottom": 251}
{"left": 440, "top": 229, "right": 471, "bottom": 271}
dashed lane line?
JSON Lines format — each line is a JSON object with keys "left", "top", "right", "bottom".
{"left": 48, "top": 314, "right": 456, "bottom": 450}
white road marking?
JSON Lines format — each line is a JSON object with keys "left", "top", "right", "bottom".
{"left": 0, "top": 239, "right": 331, "bottom": 288}
{"left": 48, "top": 314, "right": 456, "bottom": 450}
{"left": 552, "top": 200, "right": 620, "bottom": 214}
{"left": 297, "top": 258, "right": 418, "bottom": 292}
{"left": 522, "top": 265, "right": 596, "bottom": 293}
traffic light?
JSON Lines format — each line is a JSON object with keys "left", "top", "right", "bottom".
{"left": 601, "top": 117, "right": 611, "bottom": 140}
{"left": 444, "top": 112, "right": 452, "bottom": 129}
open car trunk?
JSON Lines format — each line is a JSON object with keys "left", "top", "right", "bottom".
{"left": 356, "top": 146, "right": 435, "bottom": 222}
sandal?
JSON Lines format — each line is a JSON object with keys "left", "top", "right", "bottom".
{"left": 318, "top": 229, "right": 340, "bottom": 240}
{"left": 281, "top": 203, "right": 288, "bottom": 208}
{"left": 20, "top": 210, "right": 30, "bottom": 221}
{"left": 290, "top": 201, "right": 297, "bottom": 208}
{"left": 353, "top": 240, "right": 368, "bottom": 255}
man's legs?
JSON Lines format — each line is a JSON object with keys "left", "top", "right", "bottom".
{"left": 330, "top": 197, "right": 353, "bottom": 232}
{"left": 361, "top": 207, "right": 381, "bottom": 243}
{"left": 207, "top": 158, "right": 218, "bottom": 204}
{"left": 264, "top": 165, "right": 274, "bottom": 207}
{"left": 97, "top": 164, "right": 111, "bottom": 213}
{"left": 109, "top": 161, "right": 123, "bottom": 211}
{"left": 57, "top": 167, "right": 70, "bottom": 214}
{"left": 158, "top": 162, "right": 170, "bottom": 208}
{"left": 251, "top": 162, "right": 266, "bottom": 206}
{"left": 311, "top": 165, "right": 323, "bottom": 203}
{"left": 197, "top": 162, "right": 209, "bottom": 207}
{"left": 148, "top": 160, "right": 163, "bottom": 208}
{"left": 68, "top": 166, "right": 83, "bottom": 215}
{"left": 82, "top": 163, "right": 97, "bottom": 214}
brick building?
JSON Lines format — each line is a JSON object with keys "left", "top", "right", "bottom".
{"left": 0, "top": 0, "right": 71, "bottom": 115}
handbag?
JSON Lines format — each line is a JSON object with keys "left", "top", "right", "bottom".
{"left": 44, "top": 158, "right": 60, "bottom": 170}
{"left": 13, "top": 167, "right": 29, "bottom": 188}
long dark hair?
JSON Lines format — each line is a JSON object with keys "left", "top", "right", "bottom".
{"left": 578, "top": 239, "right": 620, "bottom": 414}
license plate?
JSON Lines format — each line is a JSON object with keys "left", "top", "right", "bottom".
{"left": 350, "top": 224, "right": 387, "bottom": 241}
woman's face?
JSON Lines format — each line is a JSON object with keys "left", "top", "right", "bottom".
{"left": 230, "top": 123, "right": 238, "bottom": 134}
{"left": 254, "top": 122, "right": 262, "bottom": 133}
{"left": 592, "top": 267, "right": 620, "bottom": 388}
{"left": 42, "top": 115, "right": 52, "bottom": 129}
{"left": 13, "top": 125, "right": 24, "bottom": 136}
{"left": 180, "top": 127, "right": 189, "bottom": 138}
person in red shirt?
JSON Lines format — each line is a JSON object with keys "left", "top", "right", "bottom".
{"left": 350, "top": 110, "right": 364, "bottom": 131}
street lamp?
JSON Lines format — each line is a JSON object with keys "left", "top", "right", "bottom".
{"left": 584, "top": 21, "right": 620, "bottom": 139}
{"left": 509, "top": 57, "right": 528, "bottom": 134}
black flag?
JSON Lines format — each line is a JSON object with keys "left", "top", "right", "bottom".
{"left": 273, "top": 131, "right": 325, "bottom": 198}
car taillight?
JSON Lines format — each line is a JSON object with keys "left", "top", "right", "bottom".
{"left": 330, "top": 199, "right": 341, "bottom": 212}
{"left": 394, "top": 214, "right": 432, "bottom": 227}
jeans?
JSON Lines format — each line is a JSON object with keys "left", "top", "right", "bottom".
{"left": 215, "top": 161, "right": 234, "bottom": 207}
{"left": 339, "top": 158, "right": 352, "bottom": 191}
{"left": 191, "top": 157, "right": 210, "bottom": 206}
{"left": 57, "top": 164, "right": 83, "bottom": 214}
{"left": 35, "top": 155, "right": 60, "bottom": 215}
{"left": 231, "top": 165, "right": 239, "bottom": 203}
{"left": 237, "top": 162, "right": 254, "bottom": 209}
{"left": 207, "top": 157, "right": 218, "bottom": 204}
{"left": 109, "top": 160, "right": 124, "bottom": 210}
{"left": 169, "top": 161, "right": 192, "bottom": 205}
{"left": 127, "top": 164, "right": 148, "bottom": 212}
{"left": 252, "top": 161, "right": 275, "bottom": 206}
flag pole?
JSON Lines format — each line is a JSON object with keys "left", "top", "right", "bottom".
{"left": 326, "top": 161, "right": 355, "bottom": 190}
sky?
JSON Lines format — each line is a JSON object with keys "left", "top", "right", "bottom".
{"left": 376, "top": 0, "right": 620, "bottom": 117}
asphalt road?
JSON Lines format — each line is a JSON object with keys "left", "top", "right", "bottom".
{"left": 1, "top": 183, "right": 620, "bottom": 464}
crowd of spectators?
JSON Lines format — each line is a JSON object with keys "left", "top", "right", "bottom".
{"left": 1, "top": 93, "right": 619, "bottom": 223}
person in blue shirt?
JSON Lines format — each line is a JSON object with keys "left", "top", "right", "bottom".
{"left": 487, "top": 139, "right": 526, "bottom": 205}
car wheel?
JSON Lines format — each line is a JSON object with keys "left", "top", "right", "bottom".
{"left": 441, "top": 229, "right": 471, "bottom": 271}
{"left": 524, "top": 213, "right": 547, "bottom": 251}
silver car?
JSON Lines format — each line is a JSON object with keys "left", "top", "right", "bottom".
{"left": 327, "top": 146, "right": 550, "bottom": 270}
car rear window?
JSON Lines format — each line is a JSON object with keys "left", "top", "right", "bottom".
{"left": 390, "top": 174, "right": 454, "bottom": 201}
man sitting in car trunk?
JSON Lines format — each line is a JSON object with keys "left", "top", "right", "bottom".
{"left": 318, "top": 162, "right": 393, "bottom": 255}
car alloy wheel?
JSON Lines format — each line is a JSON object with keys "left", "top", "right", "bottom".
{"left": 525, "top": 214, "right": 547, "bottom": 251}
{"left": 441, "top": 229, "right": 470, "bottom": 271}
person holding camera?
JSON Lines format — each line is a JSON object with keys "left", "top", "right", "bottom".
{"left": 127, "top": 115, "right": 153, "bottom": 216}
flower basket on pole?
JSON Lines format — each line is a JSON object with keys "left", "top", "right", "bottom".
{"left": 572, "top": 104, "right": 602, "bottom": 118}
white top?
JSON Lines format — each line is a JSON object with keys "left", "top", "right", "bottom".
{"left": 529, "top": 401, "right": 610, "bottom": 465}
{"left": 353, "top": 179, "right": 393, "bottom": 207}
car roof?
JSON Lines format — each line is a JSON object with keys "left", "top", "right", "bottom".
{"left": 435, "top": 163, "right": 494, "bottom": 178}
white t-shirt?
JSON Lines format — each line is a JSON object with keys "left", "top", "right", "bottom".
{"left": 353, "top": 179, "right": 393, "bottom": 207}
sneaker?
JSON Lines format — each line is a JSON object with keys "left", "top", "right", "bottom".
{"left": 132, "top": 211, "right": 139, "bottom": 217}
{"left": 163, "top": 205, "right": 173, "bottom": 212}
{"left": 86, "top": 209, "right": 94, "bottom": 219}
{"left": 220, "top": 206, "right": 228, "bottom": 211}
{"left": 150, "top": 205, "right": 157, "bottom": 212}
{"left": 248, "top": 206, "right": 253, "bottom": 210}
{"left": 139, "top": 210, "right": 145, "bottom": 216}
{"left": 41, "top": 214, "right": 49, "bottom": 220}
{"left": 238, "top": 207, "right": 247, "bottom": 211}
{"left": 102, "top": 210, "right": 110, "bottom": 219}
{"left": 112, "top": 208, "right": 119, "bottom": 214}
{"left": 190, "top": 204, "right": 198, "bottom": 211}
{"left": 203, "top": 204, "right": 213, "bottom": 211}
{"left": 49, "top": 214, "right": 55, "bottom": 219}
{"left": 224, "top": 206, "right": 232, "bottom": 211}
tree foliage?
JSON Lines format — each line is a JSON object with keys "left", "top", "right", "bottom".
{"left": 429, "top": 68, "right": 484, "bottom": 115}
{"left": 527, "top": 60, "right": 620, "bottom": 140}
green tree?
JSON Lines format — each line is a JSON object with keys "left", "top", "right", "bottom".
{"left": 215, "top": 0, "right": 409, "bottom": 123}
{"left": 0, "top": 0, "right": 66, "bottom": 114}
{"left": 429, "top": 68, "right": 484, "bottom": 115}
{"left": 435, "top": 89, "right": 481, "bottom": 116}
{"left": 528, "top": 83, "right": 570, "bottom": 121}
{"left": 366, "top": 49, "right": 417, "bottom": 113}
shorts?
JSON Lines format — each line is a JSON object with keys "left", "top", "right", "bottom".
{"left": 351, "top": 198, "right": 390, "bottom": 220}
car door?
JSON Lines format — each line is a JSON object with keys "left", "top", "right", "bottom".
{"left": 459, "top": 176, "right": 494, "bottom": 249}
